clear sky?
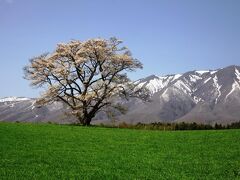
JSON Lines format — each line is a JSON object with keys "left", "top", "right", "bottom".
{"left": 0, "top": 0, "right": 240, "bottom": 97}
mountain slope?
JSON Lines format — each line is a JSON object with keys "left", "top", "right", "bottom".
{"left": 0, "top": 65, "right": 240, "bottom": 124}
{"left": 120, "top": 65, "right": 240, "bottom": 124}
{"left": 0, "top": 97, "right": 75, "bottom": 123}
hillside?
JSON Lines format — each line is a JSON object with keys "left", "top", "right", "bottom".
{"left": 0, "top": 65, "right": 240, "bottom": 124}
{"left": 121, "top": 65, "right": 240, "bottom": 124}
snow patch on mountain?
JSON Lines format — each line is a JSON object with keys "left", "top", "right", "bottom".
{"left": 204, "top": 77, "right": 211, "bottom": 84}
{"left": 174, "top": 80, "right": 192, "bottom": 95}
{"left": 171, "top": 74, "right": 182, "bottom": 81}
{"left": 235, "top": 68, "right": 240, "bottom": 81}
{"left": 0, "top": 97, "right": 30, "bottom": 103}
{"left": 225, "top": 80, "right": 240, "bottom": 101}
{"left": 195, "top": 70, "right": 209, "bottom": 74}
{"left": 146, "top": 78, "right": 165, "bottom": 93}
{"left": 193, "top": 96, "right": 202, "bottom": 103}
{"left": 210, "top": 70, "right": 217, "bottom": 75}
{"left": 189, "top": 74, "right": 202, "bottom": 83}
{"left": 161, "top": 89, "right": 169, "bottom": 101}
{"left": 213, "top": 75, "right": 222, "bottom": 104}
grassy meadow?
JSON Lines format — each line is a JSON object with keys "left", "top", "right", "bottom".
{"left": 0, "top": 122, "right": 239, "bottom": 179}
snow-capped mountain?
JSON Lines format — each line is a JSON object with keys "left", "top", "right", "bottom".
{"left": 119, "top": 65, "right": 240, "bottom": 124}
{"left": 0, "top": 65, "right": 240, "bottom": 125}
{"left": 135, "top": 65, "right": 240, "bottom": 104}
{"left": 0, "top": 97, "right": 74, "bottom": 123}
{"left": 134, "top": 74, "right": 182, "bottom": 94}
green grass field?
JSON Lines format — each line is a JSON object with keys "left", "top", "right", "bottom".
{"left": 0, "top": 122, "right": 239, "bottom": 179}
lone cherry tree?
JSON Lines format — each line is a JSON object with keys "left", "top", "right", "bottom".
{"left": 24, "top": 37, "right": 148, "bottom": 125}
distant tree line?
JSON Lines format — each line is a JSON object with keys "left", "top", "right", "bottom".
{"left": 98, "top": 121, "right": 240, "bottom": 131}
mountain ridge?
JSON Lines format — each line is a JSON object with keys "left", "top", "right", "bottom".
{"left": 1, "top": 65, "right": 240, "bottom": 124}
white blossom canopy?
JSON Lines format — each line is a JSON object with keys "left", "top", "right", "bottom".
{"left": 24, "top": 37, "right": 149, "bottom": 125}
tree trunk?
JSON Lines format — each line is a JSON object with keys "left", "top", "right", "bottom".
{"left": 85, "top": 114, "right": 94, "bottom": 126}
{"left": 79, "top": 116, "right": 92, "bottom": 126}
{"left": 77, "top": 111, "right": 96, "bottom": 126}
{"left": 84, "top": 120, "right": 91, "bottom": 126}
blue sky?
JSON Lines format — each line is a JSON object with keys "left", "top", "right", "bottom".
{"left": 0, "top": 0, "right": 240, "bottom": 97}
